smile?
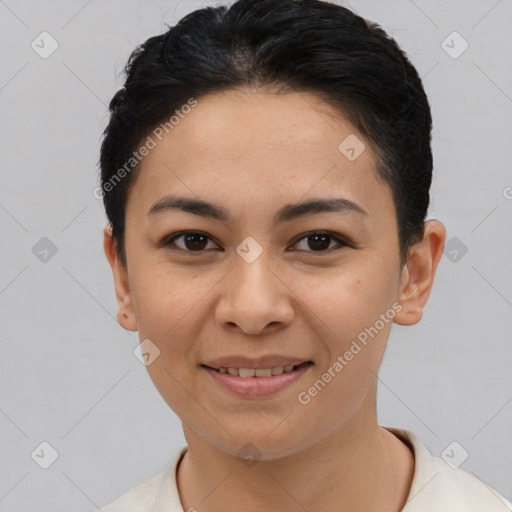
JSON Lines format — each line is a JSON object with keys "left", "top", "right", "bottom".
{"left": 201, "top": 361, "right": 314, "bottom": 398}
{"left": 204, "top": 362, "right": 311, "bottom": 378}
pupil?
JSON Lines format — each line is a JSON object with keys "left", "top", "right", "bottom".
{"left": 309, "top": 234, "right": 330, "bottom": 251}
{"left": 182, "top": 234, "right": 331, "bottom": 251}
{"left": 185, "top": 234, "right": 207, "bottom": 251}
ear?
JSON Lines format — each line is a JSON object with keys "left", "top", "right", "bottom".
{"left": 394, "top": 219, "right": 446, "bottom": 326}
{"left": 103, "top": 225, "right": 138, "bottom": 331}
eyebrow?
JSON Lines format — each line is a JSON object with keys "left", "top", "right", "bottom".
{"left": 147, "top": 195, "right": 368, "bottom": 224}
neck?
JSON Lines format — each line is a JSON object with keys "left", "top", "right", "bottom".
{"left": 177, "top": 411, "right": 414, "bottom": 512}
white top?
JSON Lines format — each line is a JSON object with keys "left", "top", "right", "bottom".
{"left": 101, "top": 427, "right": 512, "bottom": 511}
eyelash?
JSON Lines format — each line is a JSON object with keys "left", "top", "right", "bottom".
{"left": 160, "top": 230, "right": 351, "bottom": 255}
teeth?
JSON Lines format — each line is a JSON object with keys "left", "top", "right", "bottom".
{"left": 255, "top": 368, "right": 272, "bottom": 377}
{"left": 217, "top": 365, "right": 299, "bottom": 377}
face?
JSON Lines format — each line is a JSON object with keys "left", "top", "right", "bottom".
{"left": 104, "top": 89, "right": 443, "bottom": 460}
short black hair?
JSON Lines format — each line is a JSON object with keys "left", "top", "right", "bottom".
{"left": 99, "top": 0, "right": 433, "bottom": 268}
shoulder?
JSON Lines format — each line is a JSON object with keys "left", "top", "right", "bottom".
{"left": 100, "top": 447, "right": 188, "bottom": 512}
{"left": 100, "top": 469, "right": 164, "bottom": 512}
{"left": 384, "top": 427, "right": 512, "bottom": 512}
{"left": 425, "top": 456, "right": 512, "bottom": 510}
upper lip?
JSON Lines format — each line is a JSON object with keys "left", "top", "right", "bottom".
{"left": 202, "top": 356, "right": 312, "bottom": 369}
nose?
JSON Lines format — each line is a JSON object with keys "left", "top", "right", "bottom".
{"left": 214, "top": 249, "right": 295, "bottom": 336}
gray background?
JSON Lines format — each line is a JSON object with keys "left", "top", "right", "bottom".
{"left": 0, "top": 0, "right": 511, "bottom": 510}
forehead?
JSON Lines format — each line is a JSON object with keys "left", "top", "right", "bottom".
{"left": 149, "top": 89, "right": 372, "bottom": 170}
{"left": 127, "top": 89, "right": 392, "bottom": 221}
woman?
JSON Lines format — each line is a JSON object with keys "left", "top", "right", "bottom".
{"left": 98, "top": 0, "right": 511, "bottom": 510}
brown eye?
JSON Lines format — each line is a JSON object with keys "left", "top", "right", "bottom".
{"left": 292, "top": 232, "right": 348, "bottom": 253}
{"left": 161, "top": 231, "right": 219, "bottom": 252}
{"left": 160, "top": 230, "right": 349, "bottom": 255}
{"left": 181, "top": 233, "right": 209, "bottom": 251}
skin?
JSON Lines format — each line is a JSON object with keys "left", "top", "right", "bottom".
{"left": 104, "top": 89, "right": 446, "bottom": 512}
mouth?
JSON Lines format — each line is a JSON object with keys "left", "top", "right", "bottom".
{"left": 201, "top": 360, "right": 314, "bottom": 398}
{"left": 201, "top": 361, "right": 313, "bottom": 378}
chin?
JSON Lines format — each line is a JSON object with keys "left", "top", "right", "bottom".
{"left": 210, "top": 427, "right": 313, "bottom": 463}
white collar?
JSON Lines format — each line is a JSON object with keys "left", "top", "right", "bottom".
{"left": 151, "top": 426, "right": 511, "bottom": 512}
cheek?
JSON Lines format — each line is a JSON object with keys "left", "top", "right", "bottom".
{"left": 131, "top": 265, "right": 206, "bottom": 337}
{"left": 291, "top": 268, "right": 383, "bottom": 338}
{"left": 295, "top": 270, "right": 392, "bottom": 420}
{"left": 131, "top": 267, "right": 210, "bottom": 409}
{"left": 290, "top": 262, "right": 396, "bottom": 386}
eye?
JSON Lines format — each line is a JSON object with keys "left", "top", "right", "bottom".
{"left": 160, "top": 230, "right": 350, "bottom": 254}
{"left": 290, "top": 231, "right": 349, "bottom": 253}
{"left": 160, "top": 231, "right": 220, "bottom": 253}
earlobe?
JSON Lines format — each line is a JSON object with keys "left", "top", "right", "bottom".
{"left": 103, "top": 225, "right": 138, "bottom": 332}
{"left": 393, "top": 220, "right": 446, "bottom": 326}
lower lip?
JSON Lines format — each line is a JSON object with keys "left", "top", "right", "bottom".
{"left": 201, "top": 362, "right": 313, "bottom": 398}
